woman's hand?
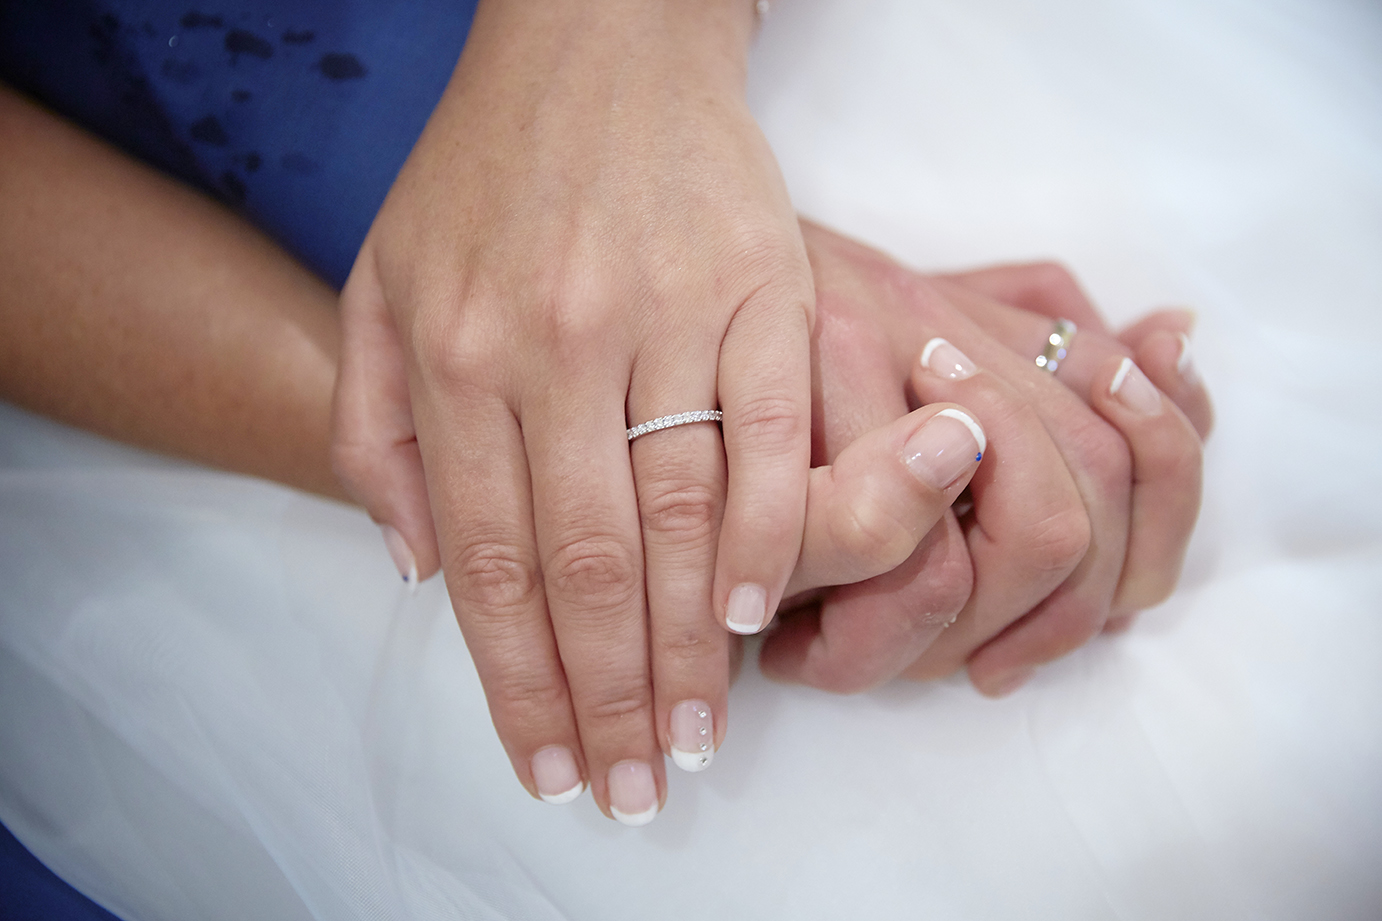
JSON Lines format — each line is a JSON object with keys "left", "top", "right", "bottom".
{"left": 759, "top": 223, "right": 1212, "bottom": 695}
{"left": 332, "top": 0, "right": 816, "bottom": 823}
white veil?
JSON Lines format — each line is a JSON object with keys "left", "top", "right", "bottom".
{"left": 3, "top": 0, "right": 1380, "bottom": 917}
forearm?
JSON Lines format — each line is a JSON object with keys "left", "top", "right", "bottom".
{"left": 0, "top": 84, "right": 345, "bottom": 500}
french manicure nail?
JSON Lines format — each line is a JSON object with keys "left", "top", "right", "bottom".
{"left": 608, "top": 761, "right": 658, "bottom": 827}
{"left": 670, "top": 700, "right": 715, "bottom": 772}
{"left": 1110, "top": 357, "right": 1163, "bottom": 416}
{"left": 531, "top": 746, "right": 584, "bottom": 804}
{"left": 725, "top": 583, "right": 768, "bottom": 634}
{"left": 904, "top": 409, "right": 986, "bottom": 490}
{"left": 920, "top": 338, "right": 978, "bottom": 380}
{"left": 379, "top": 524, "right": 419, "bottom": 591}
{"left": 1176, "top": 332, "right": 1198, "bottom": 384}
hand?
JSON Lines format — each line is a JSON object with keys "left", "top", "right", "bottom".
{"left": 760, "top": 222, "right": 1212, "bottom": 695}
{"left": 332, "top": 0, "right": 817, "bottom": 821}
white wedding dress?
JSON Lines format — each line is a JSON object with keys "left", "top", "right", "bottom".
{"left": 2, "top": 0, "right": 1380, "bottom": 918}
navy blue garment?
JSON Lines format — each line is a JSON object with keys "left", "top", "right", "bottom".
{"left": 0, "top": 2, "right": 477, "bottom": 916}
{"left": 0, "top": 821, "right": 122, "bottom": 921}
{"left": 0, "top": 0, "right": 478, "bottom": 287}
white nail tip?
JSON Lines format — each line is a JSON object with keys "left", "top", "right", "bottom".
{"left": 724, "top": 584, "right": 767, "bottom": 634}
{"left": 610, "top": 804, "right": 658, "bottom": 827}
{"left": 1110, "top": 356, "right": 1134, "bottom": 394}
{"left": 1176, "top": 333, "right": 1198, "bottom": 383}
{"left": 934, "top": 408, "right": 986, "bottom": 456}
{"left": 538, "top": 781, "right": 585, "bottom": 806}
{"left": 920, "top": 337, "right": 948, "bottom": 369}
{"left": 671, "top": 746, "right": 714, "bottom": 773}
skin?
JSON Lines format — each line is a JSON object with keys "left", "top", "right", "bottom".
{"left": 333, "top": 0, "right": 817, "bottom": 818}
{"left": 0, "top": 83, "right": 1210, "bottom": 821}
{"left": 760, "top": 226, "right": 1210, "bottom": 695}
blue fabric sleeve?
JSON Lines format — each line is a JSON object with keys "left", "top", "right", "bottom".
{"left": 0, "top": 0, "right": 478, "bottom": 288}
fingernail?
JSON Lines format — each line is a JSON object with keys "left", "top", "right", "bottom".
{"left": 904, "top": 409, "right": 986, "bottom": 490}
{"left": 531, "top": 746, "right": 584, "bottom": 804}
{"left": 725, "top": 583, "right": 768, "bottom": 635}
{"left": 983, "top": 666, "right": 1034, "bottom": 697}
{"left": 607, "top": 761, "right": 658, "bottom": 826}
{"left": 1176, "top": 332, "right": 1198, "bottom": 384}
{"left": 920, "top": 338, "right": 978, "bottom": 380}
{"left": 670, "top": 700, "right": 715, "bottom": 772}
{"left": 1110, "top": 357, "right": 1163, "bottom": 416}
{"left": 379, "top": 525, "right": 419, "bottom": 591}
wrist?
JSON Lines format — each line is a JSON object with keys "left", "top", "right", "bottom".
{"left": 462, "top": 0, "right": 757, "bottom": 96}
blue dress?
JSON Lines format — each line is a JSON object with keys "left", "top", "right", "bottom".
{"left": 0, "top": 0, "right": 479, "bottom": 288}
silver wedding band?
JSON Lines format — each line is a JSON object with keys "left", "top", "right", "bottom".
{"left": 627, "top": 410, "right": 723, "bottom": 442}
{"left": 1035, "top": 319, "right": 1077, "bottom": 373}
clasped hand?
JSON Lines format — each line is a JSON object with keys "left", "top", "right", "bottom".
{"left": 331, "top": 0, "right": 1212, "bottom": 824}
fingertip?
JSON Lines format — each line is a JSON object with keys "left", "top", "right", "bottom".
{"left": 379, "top": 524, "right": 420, "bottom": 589}
{"left": 1130, "top": 330, "right": 1214, "bottom": 439}
{"left": 1117, "top": 307, "right": 1196, "bottom": 348}
{"left": 970, "top": 664, "right": 1035, "bottom": 698}
{"left": 902, "top": 407, "right": 986, "bottom": 491}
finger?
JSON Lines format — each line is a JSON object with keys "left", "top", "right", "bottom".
{"left": 929, "top": 279, "right": 1125, "bottom": 399}
{"left": 762, "top": 294, "right": 976, "bottom": 692}
{"left": 945, "top": 284, "right": 1215, "bottom": 441}
{"left": 764, "top": 510, "right": 973, "bottom": 693}
{"left": 1118, "top": 307, "right": 1194, "bottom": 346}
{"left": 1092, "top": 354, "right": 1204, "bottom": 620}
{"left": 919, "top": 292, "right": 1207, "bottom": 686}
{"left": 332, "top": 241, "right": 440, "bottom": 584}
{"left": 628, "top": 361, "right": 730, "bottom": 774}
{"left": 713, "top": 291, "right": 814, "bottom": 637}
{"left": 1122, "top": 324, "right": 1214, "bottom": 440}
{"left": 902, "top": 332, "right": 1125, "bottom": 695}
{"left": 936, "top": 262, "right": 1111, "bottom": 335}
{"left": 783, "top": 403, "right": 985, "bottom": 596}
{"left": 524, "top": 371, "right": 665, "bottom": 825}
{"left": 412, "top": 389, "right": 589, "bottom": 809}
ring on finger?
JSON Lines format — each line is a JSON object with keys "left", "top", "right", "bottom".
{"left": 1035, "top": 319, "right": 1077, "bottom": 374}
{"left": 627, "top": 410, "right": 723, "bottom": 442}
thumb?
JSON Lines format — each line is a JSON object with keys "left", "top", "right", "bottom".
{"left": 331, "top": 239, "right": 440, "bottom": 586}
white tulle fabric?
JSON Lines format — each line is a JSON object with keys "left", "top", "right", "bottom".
{"left": 3, "top": 0, "right": 1381, "bottom": 918}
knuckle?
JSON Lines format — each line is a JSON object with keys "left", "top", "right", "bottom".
{"left": 545, "top": 534, "right": 641, "bottom": 610}
{"left": 828, "top": 490, "right": 916, "bottom": 576}
{"left": 409, "top": 303, "right": 479, "bottom": 386}
{"left": 535, "top": 286, "right": 614, "bottom": 355}
{"left": 1027, "top": 260, "right": 1081, "bottom": 298}
{"left": 1015, "top": 506, "right": 1092, "bottom": 576}
{"left": 451, "top": 538, "right": 541, "bottom": 617}
{"left": 486, "top": 665, "right": 571, "bottom": 722}
{"left": 730, "top": 392, "right": 807, "bottom": 454}
{"left": 580, "top": 689, "right": 652, "bottom": 726}
{"left": 1073, "top": 422, "right": 1134, "bottom": 491}
{"left": 920, "top": 546, "right": 974, "bottom": 626}
{"left": 639, "top": 478, "right": 721, "bottom": 543}
{"left": 654, "top": 624, "right": 722, "bottom": 669}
